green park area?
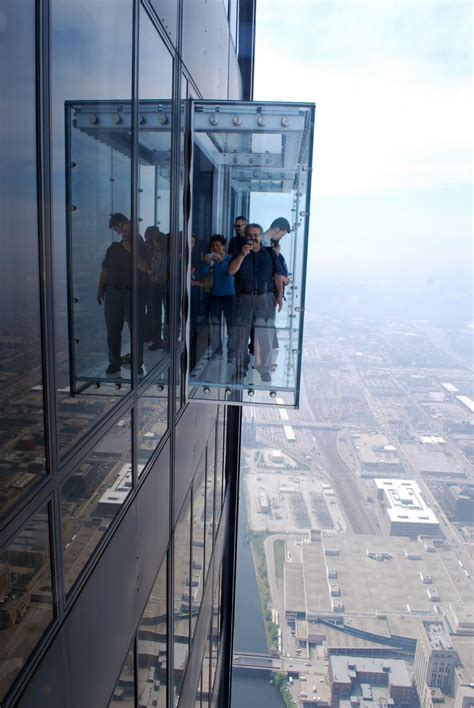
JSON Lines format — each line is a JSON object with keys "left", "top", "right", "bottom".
{"left": 274, "top": 538, "right": 285, "bottom": 583}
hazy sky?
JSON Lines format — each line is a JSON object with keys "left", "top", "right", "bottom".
{"left": 254, "top": 0, "right": 472, "bottom": 288}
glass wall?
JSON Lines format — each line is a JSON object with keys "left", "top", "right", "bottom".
{"left": 214, "top": 407, "right": 226, "bottom": 517}
{"left": 191, "top": 455, "right": 206, "bottom": 638}
{"left": 137, "top": 370, "right": 169, "bottom": 472}
{"left": 51, "top": 0, "right": 133, "bottom": 458}
{"left": 204, "top": 446, "right": 215, "bottom": 579}
{"left": 138, "top": 7, "right": 174, "bottom": 379}
{"left": 189, "top": 101, "right": 314, "bottom": 408}
{"left": 173, "top": 490, "right": 191, "bottom": 704}
{"left": 137, "top": 556, "right": 167, "bottom": 708}
{"left": 108, "top": 556, "right": 168, "bottom": 708}
{"left": 60, "top": 412, "right": 132, "bottom": 595}
{"left": 195, "top": 675, "right": 202, "bottom": 707}
{"left": 0, "top": 508, "right": 54, "bottom": 703}
{"left": 108, "top": 642, "right": 135, "bottom": 707}
{"left": 210, "top": 575, "right": 221, "bottom": 699}
{"left": 0, "top": 1, "right": 46, "bottom": 515}
{"left": 202, "top": 622, "right": 212, "bottom": 707}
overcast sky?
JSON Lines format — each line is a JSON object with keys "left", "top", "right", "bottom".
{"left": 254, "top": 0, "right": 472, "bottom": 291}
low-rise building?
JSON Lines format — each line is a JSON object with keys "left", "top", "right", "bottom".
{"left": 444, "top": 484, "right": 474, "bottom": 522}
{"left": 329, "top": 655, "right": 415, "bottom": 706}
{"left": 375, "top": 479, "right": 440, "bottom": 537}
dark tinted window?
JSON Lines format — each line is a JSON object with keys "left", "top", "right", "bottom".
{"left": 0, "top": 508, "right": 54, "bottom": 702}
{"left": 137, "top": 556, "right": 167, "bottom": 708}
{"left": 0, "top": 1, "right": 46, "bottom": 514}
{"left": 61, "top": 412, "right": 132, "bottom": 595}
{"left": 51, "top": 0, "right": 133, "bottom": 458}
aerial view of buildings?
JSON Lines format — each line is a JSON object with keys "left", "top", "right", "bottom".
{"left": 238, "top": 313, "right": 474, "bottom": 707}
{"left": 1, "top": 2, "right": 471, "bottom": 707}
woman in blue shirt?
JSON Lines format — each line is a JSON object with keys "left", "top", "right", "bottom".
{"left": 201, "top": 235, "right": 235, "bottom": 360}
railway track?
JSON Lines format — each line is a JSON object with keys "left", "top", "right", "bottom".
{"left": 314, "top": 429, "right": 380, "bottom": 536}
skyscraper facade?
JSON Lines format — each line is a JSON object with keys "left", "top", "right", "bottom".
{"left": 0, "top": 1, "right": 257, "bottom": 706}
{"left": 414, "top": 621, "right": 458, "bottom": 705}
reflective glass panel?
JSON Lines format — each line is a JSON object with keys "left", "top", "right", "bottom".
{"left": 149, "top": 0, "right": 178, "bottom": 45}
{"left": 210, "top": 579, "right": 220, "bottom": 696}
{"left": 137, "top": 369, "right": 168, "bottom": 473}
{"left": 229, "top": 0, "right": 238, "bottom": 50}
{"left": 178, "top": 79, "right": 188, "bottom": 344}
{"left": 214, "top": 408, "right": 225, "bottom": 519}
{"left": 109, "top": 642, "right": 135, "bottom": 707}
{"left": 176, "top": 351, "right": 185, "bottom": 413}
{"left": 52, "top": 0, "right": 133, "bottom": 457}
{"left": 60, "top": 412, "right": 132, "bottom": 595}
{"left": 0, "top": 1, "right": 46, "bottom": 514}
{"left": 204, "top": 445, "right": 215, "bottom": 577}
{"left": 214, "top": 571, "right": 222, "bottom": 655}
{"left": 137, "top": 556, "right": 167, "bottom": 708}
{"left": 139, "top": 8, "right": 173, "bottom": 380}
{"left": 202, "top": 628, "right": 212, "bottom": 707}
{"left": 191, "top": 456, "right": 206, "bottom": 637}
{"left": 173, "top": 490, "right": 191, "bottom": 703}
{"left": 195, "top": 675, "right": 202, "bottom": 707}
{"left": 0, "top": 508, "right": 54, "bottom": 702}
{"left": 189, "top": 101, "right": 315, "bottom": 408}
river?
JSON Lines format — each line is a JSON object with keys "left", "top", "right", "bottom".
{"left": 231, "top": 482, "right": 285, "bottom": 707}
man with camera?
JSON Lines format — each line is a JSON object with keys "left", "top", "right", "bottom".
{"left": 228, "top": 223, "right": 285, "bottom": 382}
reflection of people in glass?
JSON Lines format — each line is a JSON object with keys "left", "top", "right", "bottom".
{"left": 190, "top": 234, "right": 206, "bottom": 368}
{"left": 227, "top": 215, "right": 248, "bottom": 255}
{"left": 229, "top": 223, "right": 285, "bottom": 383}
{"left": 145, "top": 226, "right": 168, "bottom": 351}
{"left": 96, "top": 213, "right": 150, "bottom": 375}
{"left": 201, "top": 235, "right": 235, "bottom": 361}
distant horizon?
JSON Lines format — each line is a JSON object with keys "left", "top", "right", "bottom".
{"left": 254, "top": 1, "right": 472, "bottom": 307}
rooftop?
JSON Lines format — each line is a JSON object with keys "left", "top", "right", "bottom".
{"left": 423, "top": 621, "right": 454, "bottom": 651}
{"left": 287, "top": 534, "right": 472, "bottom": 623}
{"left": 402, "top": 444, "right": 454, "bottom": 475}
{"left": 330, "top": 655, "right": 412, "bottom": 688}
{"left": 375, "top": 478, "right": 438, "bottom": 525}
{"left": 456, "top": 395, "right": 474, "bottom": 413}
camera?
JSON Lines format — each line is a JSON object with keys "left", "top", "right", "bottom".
{"left": 245, "top": 238, "right": 253, "bottom": 246}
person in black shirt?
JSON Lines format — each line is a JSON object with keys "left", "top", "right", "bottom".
{"left": 227, "top": 215, "right": 248, "bottom": 256}
{"left": 145, "top": 225, "right": 169, "bottom": 351}
{"left": 229, "top": 223, "right": 285, "bottom": 382}
{"left": 97, "top": 213, "right": 150, "bottom": 375}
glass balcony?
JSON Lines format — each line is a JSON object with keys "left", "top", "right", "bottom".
{"left": 65, "top": 100, "right": 173, "bottom": 393}
{"left": 188, "top": 101, "right": 315, "bottom": 408}
{"left": 64, "top": 99, "right": 314, "bottom": 408}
